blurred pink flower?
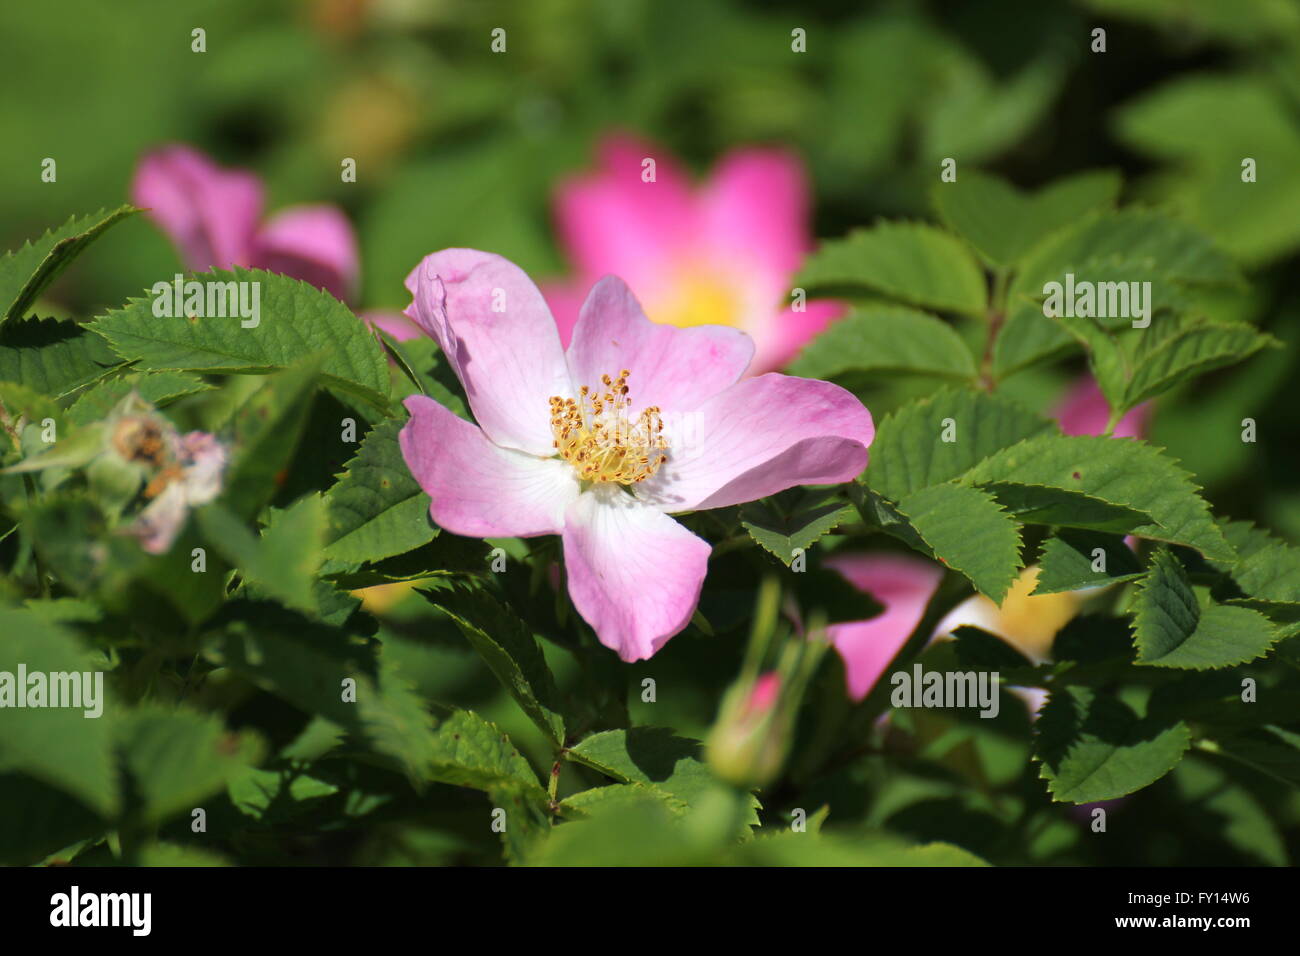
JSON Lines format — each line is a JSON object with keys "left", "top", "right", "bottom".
{"left": 823, "top": 554, "right": 944, "bottom": 700}
{"left": 131, "top": 144, "right": 418, "bottom": 340}
{"left": 130, "top": 429, "right": 228, "bottom": 555}
{"left": 398, "top": 249, "right": 874, "bottom": 661}
{"left": 545, "top": 133, "right": 842, "bottom": 374}
{"left": 1055, "top": 377, "right": 1150, "bottom": 438}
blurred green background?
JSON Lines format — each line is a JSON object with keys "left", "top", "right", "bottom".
{"left": 4, "top": 0, "right": 1300, "bottom": 864}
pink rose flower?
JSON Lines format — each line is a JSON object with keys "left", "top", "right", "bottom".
{"left": 1054, "top": 376, "right": 1150, "bottom": 439}
{"left": 398, "top": 249, "right": 874, "bottom": 661}
{"left": 131, "top": 144, "right": 418, "bottom": 340}
{"left": 545, "top": 133, "right": 843, "bottom": 374}
{"left": 823, "top": 554, "right": 944, "bottom": 701}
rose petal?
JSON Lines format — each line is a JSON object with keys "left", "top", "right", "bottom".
{"left": 403, "top": 249, "right": 574, "bottom": 456}
{"left": 1055, "top": 376, "right": 1149, "bottom": 439}
{"left": 698, "top": 148, "right": 811, "bottom": 284}
{"left": 400, "top": 395, "right": 580, "bottom": 537}
{"left": 824, "top": 554, "right": 944, "bottom": 701}
{"left": 750, "top": 299, "right": 845, "bottom": 375}
{"left": 254, "top": 204, "right": 359, "bottom": 302}
{"left": 562, "top": 484, "right": 710, "bottom": 661}
{"left": 553, "top": 133, "right": 694, "bottom": 295}
{"left": 636, "top": 373, "right": 874, "bottom": 512}
{"left": 131, "top": 144, "right": 262, "bottom": 271}
{"left": 566, "top": 276, "right": 753, "bottom": 414}
{"left": 364, "top": 310, "right": 423, "bottom": 343}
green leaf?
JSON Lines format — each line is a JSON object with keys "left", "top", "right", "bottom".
{"left": 963, "top": 435, "right": 1233, "bottom": 561}
{"left": 568, "top": 728, "right": 759, "bottom": 825}
{"left": 1010, "top": 208, "right": 1242, "bottom": 315}
{"left": 796, "top": 222, "right": 988, "bottom": 316}
{"left": 66, "top": 371, "right": 212, "bottom": 426}
{"left": 895, "top": 483, "right": 1022, "bottom": 602}
{"left": 1212, "top": 725, "right": 1300, "bottom": 787}
{"left": 90, "top": 268, "right": 389, "bottom": 411}
{"left": 933, "top": 169, "right": 1121, "bottom": 267}
{"left": 0, "top": 206, "right": 137, "bottom": 323}
{"left": 0, "top": 317, "right": 122, "bottom": 398}
{"left": 864, "top": 387, "right": 1054, "bottom": 500}
{"left": 198, "top": 496, "right": 326, "bottom": 614}
{"left": 1033, "top": 530, "right": 1145, "bottom": 594}
{"left": 421, "top": 584, "right": 566, "bottom": 747}
{"left": 220, "top": 359, "right": 321, "bottom": 521}
{"left": 740, "top": 491, "right": 855, "bottom": 567}
{"left": 321, "top": 417, "right": 436, "bottom": 573}
{"left": 1123, "top": 319, "right": 1279, "bottom": 411}
{"left": 1035, "top": 685, "right": 1191, "bottom": 803}
{"left": 0, "top": 610, "right": 117, "bottom": 817}
{"left": 786, "top": 306, "right": 977, "bottom": 381}
{"left": 1131, "top": 548, "right": 1277, "bottom": 669}
{"left": 114, "top": 706, "right": 261, "bottom": 825}
{"left": 427, "top": 709, "right": 547, "bottom": 801}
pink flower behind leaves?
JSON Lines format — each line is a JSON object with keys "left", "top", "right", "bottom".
{"left": 1055, "top": 376, "right": 1150, "bottom": 439}
{"left": 129, "top": 429, "right": 228, "bottom": 555}
{"left": 131, "top": 144, "right": 419, "bottom": 340}
{"left": 133, "top": 145, "right": 357, "bottom": 301}
{"left": 823, "top": 554, "right": 944, "bottom": 701}
{"left": 398, "top": 248, "right": 874, "bottom": 661}
{"left": 546, "top": 134, "right": 843, "bottom": 374}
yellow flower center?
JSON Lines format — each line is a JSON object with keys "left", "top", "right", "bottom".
{"left": 649, "top": 266, "right": 743, "bottom": 329}
{"left": 549, "top": 369, "right": 668, "bottom": 484}
{"left": 991, "top": 567, "right": 1082, "bottom": 661}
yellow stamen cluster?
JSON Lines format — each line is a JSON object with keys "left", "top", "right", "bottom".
{"left": 550, "top": 369, "right": 668, "bottom": 484}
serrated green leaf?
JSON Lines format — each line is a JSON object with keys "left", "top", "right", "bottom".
{"left": 65, "top": 371, "right": 211, "bottom": 426}
{"left": 0, "top": 207, "right": 137, "bottom": 323}
{"left": 0, "top": 317, "right": 122, "bottom": 398}
{"left": 1033, "top": 530, "right": 1145, "bottom": 594}
{"left": 1010, "top": 208, "right": 1241, "bottom": 315}
{"left": 321, "top": 417, "right": 436, "bottom": 573}
{"left": 421, "top": 584, "right": 566, "bottom": 747}
{"left": 1035, "top": 685, "right": 1191, "bottom": 803}
{"left": 114, "top": 706, "right": 261, "bottom": 825}
{"left": 90, "top": 268, "right": 389, "bottom": 411}
{"left": 933, "top": 169, "right": 1121, "bottom": 267}
{"left": 740, "top": 492, "right": 854, "bottom": 566}
{"left": 896, "top": 483, "right": 1022, "bottom": 602}
{"left": 786, "top": 306, "right": 977, "bottom": 381}
{"left": 568, "top": 728, "right": 759, "bottom": 825}
{"left": 1122, "top": 319, "right": 1278, "bottom": 410}
{"left": 865, "top": 387, "right": 1054, "bottom": 500}
{"left": 964, "top": 435, "right": 1232, "bottom": 561}
{"left": 427, "top": 709, "right": 547, "bottom": 800}
{"left": 797, "top": 221, "right": 988, "bottom": 316}
{"left": 1132, "top": 548, "right": 1277, "bottom": 668}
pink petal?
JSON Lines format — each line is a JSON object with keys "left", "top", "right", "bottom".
{"left": 399, "top": 395, "right": 580, "bottom": 538}
{"left": 1055, "top": 376, "right": 1150, "bottom": 439}
{"left": 553, "top": 133, "right": 693, "bottom": 294}
{"left": 635, "top": 373, "right": 874, "bottom": 512}
{"left": 539, "top": 278, "right": 590, "bottom": 348}
{"left": 363, "top": 310, "right": 422, "bottom": 343}
{"left": 698, "top": 148, "right": 811, "bottom": 283}
{"left": 824, "top": 554, "right": 945, "bottom": 701}
{"left": 562, "top": 485, "right": 711, "bottom": 661}
{"left": 751, "top": 299, "right": 845, "bottom": 375}
{"left": 254, "top": 204, "right": 358, "bottom": 302}
{"left": 566, "top": 276, "right": 754, "bottom": 414}
{"left": 403, "top": 249, "right": 574, "bottom": 457}
{"left": 131, "top": 144, "right": 263, "bottom": 271}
